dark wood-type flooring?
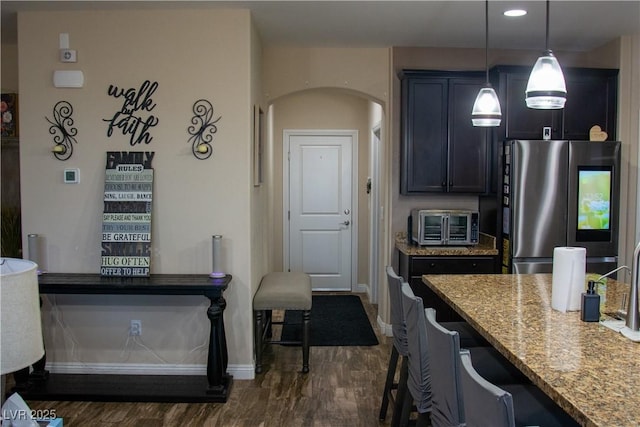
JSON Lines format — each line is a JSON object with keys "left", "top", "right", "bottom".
{"left": 24, "top": 293, "right": 396, "bottom": 426}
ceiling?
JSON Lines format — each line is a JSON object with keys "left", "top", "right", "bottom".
{"left": 1, "top": 1, "right": 639, "bottom": 52}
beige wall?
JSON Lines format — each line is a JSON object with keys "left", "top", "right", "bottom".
{"left": 1, "top": 42, "right": 19, "bottom": 92}
{"left": 17, "top": 9, "right": 258, "bottom": 374}
{"left": 262, "top": 47, "right": 389, "bottom": 106}
{"left": 250, "top": 15, "right": 269, "bottom": 308}
{"left": 617, "top": 35, "right": 640, "bottom": 271}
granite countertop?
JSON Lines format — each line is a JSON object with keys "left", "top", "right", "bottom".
{"left": 422, "top": 273, "right": 640, "bottom": 427}
{"left": 395, "top": 232, "right": 498, "bottom": 256}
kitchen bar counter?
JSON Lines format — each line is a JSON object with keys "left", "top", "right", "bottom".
{"left": 422, "top": 273, "right": 640, "bottom": 427}
{"left": 396, "top": 232, "right": 498, "bottom": 256}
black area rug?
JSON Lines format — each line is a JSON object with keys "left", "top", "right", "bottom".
{"left": 280, "top": 295, "right": 379, "bottom": 346}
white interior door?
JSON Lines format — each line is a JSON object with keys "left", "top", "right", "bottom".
{"left": 285, "top": 130, "right": 355, "bottom": 291}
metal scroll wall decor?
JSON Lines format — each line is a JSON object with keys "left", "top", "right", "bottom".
{"left": 46, "top": 101, "right": 78, "bottom": 161}
{"left": 187, "top": 99, "right": 221, "bottom": 160}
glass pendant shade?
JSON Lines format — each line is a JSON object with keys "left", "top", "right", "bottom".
{"left": 525, "top": 50, "right": 566, "bottom": 109}
{"left": 472, "top": 0, "right": 501, "bottom": 127}
{"left": 472, "top": 85, "right": 502, "bottom": 126}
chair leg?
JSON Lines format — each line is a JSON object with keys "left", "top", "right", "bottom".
{"left": 265, "top": 309, "right": 273, "bottom": 338}
{"left": 254, "top": 310, "right": 264, "bottom": 374}
{"left": 397, "top": 385, "right": 412, "bottom": 427}
{"left": 416, "top": 412, "right": 430, "bottom": 427}
{"left": 379, "top": 345, "right": 400, "bottom": 420}
{"left": 301, "top": 309, "right": 311, "bottom": 373}
{"left": 391, "top": 356, "right": 410, "bottom": 427}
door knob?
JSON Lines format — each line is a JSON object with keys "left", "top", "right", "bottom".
{"left": 342, "top": 220, "right": 350, "bottom": 226}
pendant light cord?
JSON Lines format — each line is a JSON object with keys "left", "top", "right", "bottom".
{"left": 545, "top": 0, "right": 550, "bottom": 51}
{"left": 485, "top": 0, "right": 489, "bottom": 83}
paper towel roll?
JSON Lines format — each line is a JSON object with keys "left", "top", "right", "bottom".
{"left": 551, "top": 247, "right": 586, "bottom": 312}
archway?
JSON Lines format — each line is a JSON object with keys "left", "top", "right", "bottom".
{"left": 265, "top": 87, "right": 384, "bottom": 302}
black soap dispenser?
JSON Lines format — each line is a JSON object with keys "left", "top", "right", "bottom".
{"left": 581, "top": 280, "right": 600, "bottom": 322}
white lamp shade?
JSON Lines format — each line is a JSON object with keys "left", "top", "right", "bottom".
{"left": 472, "top": 86, "right": 502, "bottom": 127}
{"left": 1, "top": 258, "right": 45, "bottom": 374}
{"left": 525, "top": 51, "right": 567, "bottom": 109}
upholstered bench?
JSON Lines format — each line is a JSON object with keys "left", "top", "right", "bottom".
{"left": 253, "top": 272, "right": 312, "bottom": 374}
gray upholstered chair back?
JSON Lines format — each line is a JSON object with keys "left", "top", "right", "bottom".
{"left": 386, "top": 266, "right": 409, "bottom": 356}
{"left": 458, "top": 349, "right": 515, "bottom": 427}
{"left": 424, "top": 307, "right": 465, "bottom": 427}
{"left": 400, "top": 282, "right": 432, "bottom": 414}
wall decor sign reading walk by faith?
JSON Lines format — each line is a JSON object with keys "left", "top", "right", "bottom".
{"left": 101, "top": 151, "right": 154, "bottom": 277}
{"left": 103, "top": 80, "right": 159, "bottom": 146}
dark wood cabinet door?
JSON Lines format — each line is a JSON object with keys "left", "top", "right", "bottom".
{"left": 492, "top": 65, "right": 618, "bottom": 142}
{"left": 562, "top": 69, "right": 618, "bottom": 140}
{"left": 448, "top": 78, "right": 488, "bottom": 193}
{"left": 498, "top": 69, "right": 561, "bottom": 140}
{"left": 401, "top": 76, "right": 448, "bottom": 193}
{"left": 397, "top": 252, "right": 496, "bottom": 322}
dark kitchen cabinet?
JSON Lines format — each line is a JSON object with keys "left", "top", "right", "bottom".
{"left": 400, "top": 70, "right": 489, "bottom": 194}
{"left": 397, "top": 252, "right": 495, "bottom": 322}
{"left": 562, "top": 68, "right": 618, "bottom": 140}
{"left": 490, "top": 65, "right": 618, "bottom": 141}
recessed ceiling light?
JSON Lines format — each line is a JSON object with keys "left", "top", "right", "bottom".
{"left": 504, "top": 9, "right": 527, "bottom": 17}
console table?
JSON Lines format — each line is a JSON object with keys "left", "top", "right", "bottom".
{"left": 18, "top": 273, "right": 232, "bottom": 403}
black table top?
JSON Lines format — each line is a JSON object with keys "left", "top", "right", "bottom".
{"left": 38, "top": 272, "right": 231, "bottom": 296}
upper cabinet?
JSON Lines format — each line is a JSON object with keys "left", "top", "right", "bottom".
{"left": 400, "top": 70, "right": 489, "bottom": 195}
{"left": 490, "top": 65, "right": 618, "bottom": 141}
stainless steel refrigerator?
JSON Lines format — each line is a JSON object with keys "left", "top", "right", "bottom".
{"left": 501, "top": 140, "right": 621, "bottom": 275}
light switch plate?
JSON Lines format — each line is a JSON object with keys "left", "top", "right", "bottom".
{"left": 64, "top": 168, "right": 80, "bottom": 184}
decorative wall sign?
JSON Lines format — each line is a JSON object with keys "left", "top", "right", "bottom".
{"left": 100, "top": 151, "right": 154, "bottom": 277}
{"left": 1, "top": 93, "right": 18, "bottom": 138}
{"left": 103, "top": 80, "right": 159, "bottom": 146}
{"left": 46, "top": 101, "right": 78, "bottom": 161}
{"left": 187, "top": 99, "right": 221, "bottom": 160}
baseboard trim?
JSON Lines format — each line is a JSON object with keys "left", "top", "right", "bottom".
{"left": 46, "top": 362, "right": 255, "bottom": 380}
{"left": 377, "top": 315, "right": 392, "bottom": 337}
{"left": 354, "top": 283, "right": 369, "bottom": 293}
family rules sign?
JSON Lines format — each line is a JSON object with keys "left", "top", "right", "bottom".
{"left": 101, "top": 151, "right": 154, "bottom": 277}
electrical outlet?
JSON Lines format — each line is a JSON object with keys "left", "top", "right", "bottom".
{"left": 130, "top": 320, "right": 142, "bottom": 336}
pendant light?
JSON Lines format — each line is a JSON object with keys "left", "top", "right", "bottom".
{"left": 472, "top": 0, "right": 501, "bottom": 127}
{"left": 525, "top": 0, "right": 566, "bottom": 109}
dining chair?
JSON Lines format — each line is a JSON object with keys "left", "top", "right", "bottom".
{"left": 424, "top": 307, "right": 531, "bottom": 427}
{"left": 424, "top": 307, "right": 465, "bottom": 427}
{"left": 379, "top": 266, "right": 410, "bottom": 423}
{"left": 379, "top": 267, "right": 490, "bottom": 426}
{"left": 459, "top": 350, "right": 580, "bottom": 427}
{"left": 398, "top": 282, "right": 432, "bottom": 427}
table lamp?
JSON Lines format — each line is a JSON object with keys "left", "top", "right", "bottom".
{"left": 0, "top": 258, "right": 45, "bottom": 403}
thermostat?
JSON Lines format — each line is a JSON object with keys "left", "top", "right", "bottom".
{"left": 64, "top": 168, "right": 80, "bottom": 184}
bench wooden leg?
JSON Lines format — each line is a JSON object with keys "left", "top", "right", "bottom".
{"left": 302, "top": 309, "right": 311, "bottom": 373}
{"left": 254, "top": 310, "right": 264, "bottom": 374}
